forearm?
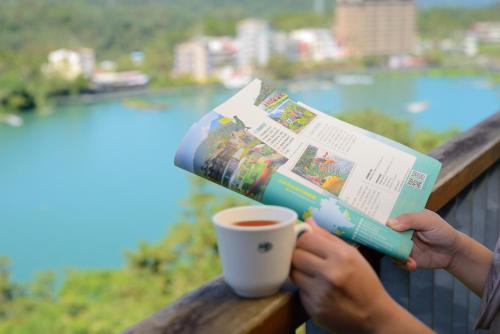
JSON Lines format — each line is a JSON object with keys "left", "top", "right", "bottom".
{"left": 447, "top": 232, "right": 493, "bottom": 297}
{"left": 372, "top": 299, "right": 434, "bottom": 334}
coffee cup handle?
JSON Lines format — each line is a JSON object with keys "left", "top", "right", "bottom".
{"left": 294, "top": 223, "right": 312, "bottom": 240}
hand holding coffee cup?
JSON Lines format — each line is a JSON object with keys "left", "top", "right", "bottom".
{"left": 212, "top": 205, "right": 311, "bottom": 298}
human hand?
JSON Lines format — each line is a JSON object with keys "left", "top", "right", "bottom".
{"left": 291, "top": 220, "right": 402, "bottom": 334}
{"left": 388, "top": 209, "right": 461, "bottom": 271}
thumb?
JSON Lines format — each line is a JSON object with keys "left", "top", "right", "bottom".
{"left": 390, "top": 256, "right": 417, "bottom": 272}
{"left": 305, "top": 218, "right": 334, "bottom": 238}
{"left": 305, "top": 218, "right": 349, "bottom": 246}
{"left": 387, "top": 212, "right": 432, "bottom": 232}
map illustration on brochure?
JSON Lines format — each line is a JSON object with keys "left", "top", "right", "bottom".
{"left": 174, "top": 79, "right": 442, "bottom": 260}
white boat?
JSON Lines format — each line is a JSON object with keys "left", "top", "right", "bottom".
{"left": 473, "top": 80, "right": 494, "bottom": 89}
{"left": 288, "top": 81, "right": 309, "bottom": 92}
{"left": 219, "top": 68, "right": 252, "bottom": 89}
{"left": 222, "top": 75, "right": 252, "bottom": 89}
{"left": 406, "top": 101, "right": 428, "bottom": 114}
{"left": 318, "top": 80, "right": 335, "bottom": 90}
{"left": 334, "top": 74, "right": 374, "bottom": 86}
{"left": 287, "top": 81, "right": 316, "bottom": 92}
{"left": 0, "top": 114, "right": 23, "bottom": 127}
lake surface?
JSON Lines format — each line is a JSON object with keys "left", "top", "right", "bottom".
{"left": 0, "top": 75, "right": 498, "bottom": 281}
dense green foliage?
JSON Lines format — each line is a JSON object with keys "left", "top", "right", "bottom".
{"left": 266, "top": 57, "right": 302, "bottom": 80}
{"left": 0, "top": 0, "right": 333, "bottom": 113}
{"left": 1, "top": 0, "right": 499, "bottom": 113}
{"left": 0, "top": 0, "right": 326, "bottom": 56}
{"left": 0, "top": 110, "right": 458, "bottom": 333}
{"left": 419, "top": 6, "right": 500, "bottom": 38}
{"left": 337, "top": 109, "right": 459, "bottom": 153}
{"left": 272, "top": 12, "right": 332, "bottom": 31}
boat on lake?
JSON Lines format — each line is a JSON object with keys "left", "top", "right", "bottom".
{"left": 334, "top": 74, "right": 374, "bottom": 86}
{"left": 406, "top": 101, "right": 429, "bottom": 113}
{"left": 288, "top": 80, "right": 334, "bottom": 92}
{"left": 219, "top": 67, "right": 252, "bottom": 89}
{"left": 0, "top": 114, "right": 23, "bottom": 127}
{"left": 221, "top": 74, "right": 252, "bottom": 89}
{"left": 318, "top": 80, "right": 335, "bottom": 90}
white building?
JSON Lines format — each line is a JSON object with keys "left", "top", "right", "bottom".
{"left": 464, "top": 34, "right": 478, "bottom": 57}
{"left": 43, "top": 48, "right": 95, "bottom": 80}
{"left": 271, "top": 31, "right": 290, "bottom": 58}
{"left": 173, "top": 39, "right": 210, "bottom": 82}
{"left": 236, "top": 19, "right": 271, "bottom": 68}
{"left": 173, "top": 36, "right": 238, "bottom": 82}
{"left": 471, "top": 22, "right": 500, "bottom": 44}
{"left": 207, "top": 36, "right": 238, "bottom": 70}
{"left": 288, "top": 28, "right": 343, "bottom": 63}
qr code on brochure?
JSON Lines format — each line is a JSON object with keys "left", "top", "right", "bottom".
{"left": 406, "top": 170, "right": 427, "bottom": 190}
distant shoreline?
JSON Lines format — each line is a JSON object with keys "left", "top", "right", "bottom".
{"left": 40, "top": 66, "right": 500, "bottom": 108}
{"left": 52, "top": 83, "right": 224, "bottom": 106}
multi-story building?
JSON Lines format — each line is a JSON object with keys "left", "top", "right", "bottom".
{"left": 207, "top": 37, "right": 238, "bottom": 69}
{"left": 334, "top": 0, "right": 416, "bottom": 57}
{"left": 271, "top": 31, "right": 290, "bottom": 58}
{"left": 288, "top": 28, "right": 343, "bottom": 63}
{"left": 77, "top": 48, "right": 95, "bottom": 78}
{"left": 43, "top": 48, "right": 95, "bottom": 80}
{"left": 173, "top": 39, "right": 211, "bottom": 82}
{"left": 236, "top": 19, "right": 271, "bottom": 68}
{"left": 173, "top": 36, "right": 238, "bottom": 82}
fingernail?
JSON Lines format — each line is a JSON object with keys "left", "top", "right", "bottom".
{"left": 306, "top": 219, "right": 318, "bottom": 229}
{"left": 387, "top": 218, "right": 399, "bottom": 227}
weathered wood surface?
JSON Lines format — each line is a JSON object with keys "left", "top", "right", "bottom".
{"left": 426, "top": 111, "right": 500, "bottom": 211}
{"left": 124, "top": 112, "right": 499, "bottom": 334}
{"left": 124, "top": 277, "right": 307, "bottom": 334}
{"left": 124, "top": 249, "right": 381, "bottom": 334}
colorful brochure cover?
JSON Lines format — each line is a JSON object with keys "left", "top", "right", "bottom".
{"left": 174, "top": 79, "right": 441, "bottom": 260}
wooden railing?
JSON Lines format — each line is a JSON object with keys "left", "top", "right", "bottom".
{"left": 124, "top": 112, "right": 500, "bottom": 334}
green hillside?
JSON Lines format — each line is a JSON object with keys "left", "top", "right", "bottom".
{"left": 0, "top": 0, "right": 498, "bottom": 113}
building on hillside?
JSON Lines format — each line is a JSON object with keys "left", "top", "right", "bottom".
{"left": 173, "top": 39, "right": 211, "bottom": 82}
{"left": 334, "top": 0, "right": 416, "bottom": 57}
{"left": 42, "top": 48, "right": 95, "bottom": 80}
{"left": 77, "top": 48, "right": 95, "bottom": 77}
{"left": 271, "top": 31, "right": 290, "bottom": 58}
{"left": 236, "top": 18, "right": 271, "bottom": 68}
{"left": 207, "top": 36, "right": 239, "bottom": 69}
{"left": 173, "top": 36, "right": 238, "bottom": 82}
{"left": 464, "top": 34, "right": 479, "bottom": 57}
{"left": 471, "top": 22, "right": 500, "bottom": 44}
{"left": 288, "top": 28, "right": 344, "bottom": 63}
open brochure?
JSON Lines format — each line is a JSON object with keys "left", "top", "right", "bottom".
{"left": 174, "top": 79, "right": 442, "bottom": 260}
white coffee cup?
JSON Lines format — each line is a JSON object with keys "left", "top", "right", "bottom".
{"left": 212, "top": 205, "right": 312, "bottom": 298}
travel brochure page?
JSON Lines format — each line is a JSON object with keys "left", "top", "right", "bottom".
{"left": 174, "top": 79, "right": 442, "bottom": 260}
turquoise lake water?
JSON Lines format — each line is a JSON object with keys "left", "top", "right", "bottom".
{"left": 0, "top": 75, "right": 498, "bottom": 281}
